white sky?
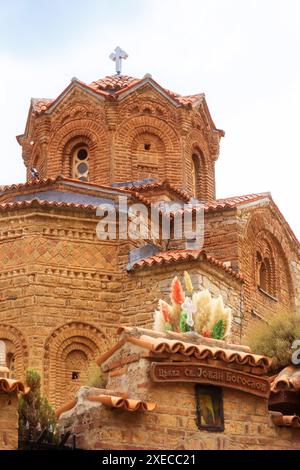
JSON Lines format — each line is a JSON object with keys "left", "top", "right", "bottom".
{"left": 0, "top": 0, "right": 299, "bottom": 238}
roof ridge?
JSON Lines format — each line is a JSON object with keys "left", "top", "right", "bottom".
{"left": 127, "top": 248, "right": 244, "bottom": 281}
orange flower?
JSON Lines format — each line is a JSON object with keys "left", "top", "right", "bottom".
{"left": 171, "top": 276, "right": 185, "bottom": 305}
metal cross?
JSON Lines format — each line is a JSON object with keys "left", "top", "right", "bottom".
{"left": 109, "top": 47, "right": 128, "bottom": 75}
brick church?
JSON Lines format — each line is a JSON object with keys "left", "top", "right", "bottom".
{"left": 0, "top": 52, "right": 299, "bottom": 409}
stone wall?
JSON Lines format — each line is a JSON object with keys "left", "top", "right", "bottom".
{"left": 0, "top": 392, "right": 18, "bottom": 450}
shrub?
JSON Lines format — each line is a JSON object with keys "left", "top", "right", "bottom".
{"left": 244, "top": 311, "right": 300, "bottom": 372}
{"left": 18, "top": 369, "right": 57, "bottom": 441}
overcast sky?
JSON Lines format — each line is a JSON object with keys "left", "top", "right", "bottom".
{"left": 1, "top": 0, "right": 299, "bottom": 238}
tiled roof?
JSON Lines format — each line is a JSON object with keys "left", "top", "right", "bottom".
{"left": 127, "top": 249, "right": 244, "bottom": 281}
{"left": 87, "top": 394, "right": 156, "bottom": 412}
{"left": 89, "top": 75, "right": 140, "bottom": 92}
{"left": 0, "top": 199, "right": 99, "bottom": 213}
{"left": 128, "top": 334, "right": 271, "bottom": 372}
{"left": 0, "top": 378, "right": 29, "bottom": 394}
{"left": 270, "top": 411, "right": 300, "bottom": 428}
{"left": 204, "top": 193, "right": 270, "bottom": 212}
{"left": 99, "top": 327, "right": 271, "bottom": 374}
{"left": 56, "top": 391, "right": 156, "bottom": 419}
{"left": 270, "top": 366, "right": 300, "bottom": 393}
{"left": 125, "top": 181, "right": 191, "bottom": 202}
{"left": 0, "top": 177, "right": 59, "bottom": 193}
{"left": 31, "top": 75, "right": 205, "bottom": 114}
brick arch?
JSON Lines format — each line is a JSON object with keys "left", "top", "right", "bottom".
{"left": 44, "top": 322, "right": 108, "bottom": 407}
{"left": 114, "top": 116, "right": 181, "bottom": 185}
{"left": 0, "top": 324, "right": 29, "bottom": 380}
{"left": 47, "top": 119, "right": 110, "bottom": 184}
{"left": 185, "top": 130, "right": 214, "bottom": 200}
{"left": 242, "top": 210, "right": 295, "bottom": 318}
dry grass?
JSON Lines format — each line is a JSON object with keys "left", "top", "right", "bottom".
{"left": 87, "top": 363, "right": 108, "bottom": 389}
{"left": 244, "top": 311, "right": 300, "bottom": 372}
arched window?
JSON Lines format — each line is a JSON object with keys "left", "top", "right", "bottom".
{"left": 72, "top": 146, "right": 89, "bottom": 181}
{"left": 192, "top": 153, "right": 201, "bottom": 199}
{"left": 256, "top": 250, "right": 276, "bottom": 297}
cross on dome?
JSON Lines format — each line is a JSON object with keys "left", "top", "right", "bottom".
{"left": 109, "top": 47, "right": 129, "bottom": 75}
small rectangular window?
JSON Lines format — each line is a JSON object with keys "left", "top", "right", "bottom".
{"left": 195, "top": 385, "right": 224, "bottom": 432}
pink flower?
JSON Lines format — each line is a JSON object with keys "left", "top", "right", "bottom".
{"left": 159, "top": 300, "right": 171, "bottom": 323}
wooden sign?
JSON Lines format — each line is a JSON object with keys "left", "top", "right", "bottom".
{"left": 150, "top": 362, "right": 270, "bottom": 398}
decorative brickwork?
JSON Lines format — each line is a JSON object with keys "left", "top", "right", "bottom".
{"left": 58, "top": 332, "right": 300, "bottom": 450}
{"left": 0, "top": 71, "right": 297, "bottom": 413}
{"left": 17, "top": 76, "right": 222, "bottom": 199}
{"left": 44, "top": 321, "right": 108, "bottom": 406}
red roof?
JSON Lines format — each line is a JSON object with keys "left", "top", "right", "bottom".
{"left": 204, "top": 193, "right": 270, "bottom": 211}
{"left": 124, "top": 180, "right": 191, "bottom": 202}
{"left": 128, "top": 249, "right": 244, "bottom": 281}
{"left": 31, "top": 75, "right": 205, "bottom": 114}
{"left": 89, "top": 75, "right": 140, "bottom": 92}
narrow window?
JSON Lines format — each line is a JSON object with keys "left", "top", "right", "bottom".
{"left": 72, "top": 147, "right": 89, "bottom": 181}
{"left": 72, "top": 371, "right": 79, "bottom": 380}
{"left": 192, "top": 154, "right": 201, "bottom": 199}
{"left": 259, "top": 261, "right": 268, "bottom": 292}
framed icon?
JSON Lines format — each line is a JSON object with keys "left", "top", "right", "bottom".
{"left": 195, "top": 385, "right": 224, "bottom": 432}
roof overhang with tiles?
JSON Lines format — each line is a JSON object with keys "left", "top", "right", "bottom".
{"left": 17, "top": 74, "right": 224, "bottom": 144}
{"left": 97, "top": 326, "right": 272, "bottom": 399}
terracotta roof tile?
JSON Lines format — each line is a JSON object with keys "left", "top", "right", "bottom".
{"left": 99, "top": 327, "right": 271, "bottom": 374}
{"left": 128, "top": 249, "right": 244, "bottom": 281}
{"left": 204, "top": 193, "right": 270, "bottom": 212}
{"left": 89, "top": 75, "right": 140, "bottom": 92}
{"left": 56, "top": 391, "right": 156, "bottom": 419}
{"left": 0, "top": 198, "right": 98, "bottom": 213}
{"left": 87, "top": 394, "right": 156, "bottom": 412}
{"left": 270, "top": 411, "right": 300, "bottom": 428}
{"left": 32, "top": 75, "right": 206, "bottom": 115}
{"left": 126, "top": 334, "right": 271, "bottom": 372}
{"left": 55, "top": 399, "right": 77, "bottom": 419}
{"left": 125, "top": 181, "right": 191, "bottom": 202}
{"left": 0, "top": 378, "right": 29, "bottom": 394}
{"left": 270, "top": 366, "right": 300, "bottom": 393}
{"left": 117, "top": 326, "right": 252, "bottom": 353}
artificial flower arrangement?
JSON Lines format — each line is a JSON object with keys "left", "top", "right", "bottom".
{"left": 153, "top": 271, "right": 232, "bottom": 340}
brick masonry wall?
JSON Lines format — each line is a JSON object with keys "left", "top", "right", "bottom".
{"left": 59, "top": 357, "right": 300, "bottom": 450}
{"left": 203, "top": 204, "right": 300, "bottom": 331}
{"left": 0, "top": 206, "right": 244, "bottom": 406}
{"left": 20, "top": 85, "right": 221, "bottom": 201}
{"left": 0, "top": 392, "right": 18, "bottom": 450}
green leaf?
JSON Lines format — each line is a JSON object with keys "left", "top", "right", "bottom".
{"left": 180, "top": 311, "right": 189, "bottom": 333}
{"left": 212, "top": 319, "right": 225, "bottom": 340}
